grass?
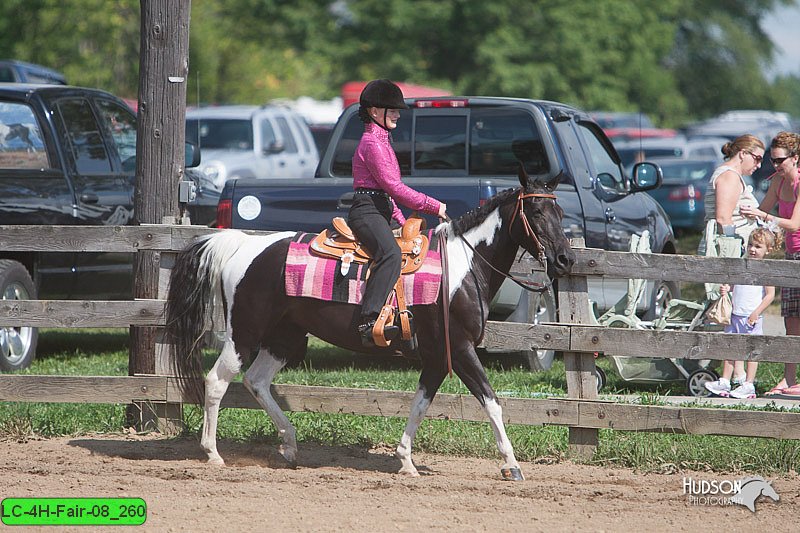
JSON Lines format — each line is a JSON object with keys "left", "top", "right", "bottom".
{"left": 2, "top": 325, "right": 800, "bottom": 474}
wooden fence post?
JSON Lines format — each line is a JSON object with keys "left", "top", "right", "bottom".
{"left": 558, "top": 239, "right": 599, "bottom": 459}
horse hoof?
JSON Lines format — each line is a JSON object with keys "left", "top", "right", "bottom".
{"left": 207, "top": 457, "right": 225, "bottom": 467}
{"left": 398, "top": 467, "right": 420, "bottom": 477}
{"left": 501, "top": 467, "right": 524, "bottom": 481}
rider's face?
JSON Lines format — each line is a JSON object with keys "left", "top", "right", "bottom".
{"left": 370, "top": 107, "right": 401, "bottom": 129}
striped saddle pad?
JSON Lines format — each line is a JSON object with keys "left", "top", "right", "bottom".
{"left": 285, "top": 231, "right": 442, "bottom": 306}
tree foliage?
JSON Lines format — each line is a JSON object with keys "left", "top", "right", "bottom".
{"left": 0, "top": 0, "right": 797, "bottom": 125}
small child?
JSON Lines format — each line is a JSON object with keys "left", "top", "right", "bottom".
{"left": 705, "top": 227, "right": 777, "bottom": 399}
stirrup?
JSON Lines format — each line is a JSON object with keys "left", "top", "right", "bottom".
{"left": 358, "top": 320, "right": 399, "bottom": 348}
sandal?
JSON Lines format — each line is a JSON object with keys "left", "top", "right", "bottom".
{"left": 777, "top": 384, "right": 800, "bottom": 397}
{"left": 765, "top": 385, "right": 786, "bottom": 396}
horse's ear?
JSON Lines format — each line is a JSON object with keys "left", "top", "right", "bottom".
{"left": 517, "top": 162, "right": 530, "bottom": 188}
{"left": 545, "top": 171, "right": 564, "bottom": 191}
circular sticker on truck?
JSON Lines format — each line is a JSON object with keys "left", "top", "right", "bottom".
{"left": 237, "top": 195, "right": 262, "bottom": 221}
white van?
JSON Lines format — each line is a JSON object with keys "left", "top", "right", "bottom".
{"left": 185, "top": 105, "right": 319, "bottom": 193}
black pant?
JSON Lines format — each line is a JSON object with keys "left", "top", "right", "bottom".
{"left": 348, "top": 194, "right": 401, "bottom": 322}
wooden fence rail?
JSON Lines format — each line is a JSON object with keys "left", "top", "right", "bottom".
{"left": 2, "top": 224, "right": 800, "bottom": 457}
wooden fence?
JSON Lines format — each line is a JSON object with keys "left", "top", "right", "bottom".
{"left": 2, "top": 224, "right": 800, "bottom": 458}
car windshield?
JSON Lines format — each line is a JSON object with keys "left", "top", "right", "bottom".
{"left": 659, "top": 161, "right": 714, "bottom": 184}
{"left": 185, "top": 118, "right": 253, "bottom": 150}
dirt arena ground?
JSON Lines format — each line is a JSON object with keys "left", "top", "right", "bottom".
{"left": 2, "top": 433, "right": 798, "bottom": 532}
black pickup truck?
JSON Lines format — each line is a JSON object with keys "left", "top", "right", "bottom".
{"left": 215, "top": 96, "right": 678, "bottom": 370}
{"left": 0, "top": 84, "right": 201, "bottom": 371}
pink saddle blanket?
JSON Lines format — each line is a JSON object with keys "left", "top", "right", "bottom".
{"left": 285, "top": 234, "right": 441, "bottom": 306}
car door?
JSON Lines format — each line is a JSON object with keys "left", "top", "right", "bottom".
{"left": 272, "top": 114, "right": 300, "bottom": 178}
{"left": 54, "top": 96, "right": 135, "bottom": 299}
{"left": 0, "top": 98, "right": 76, "bottom": 298}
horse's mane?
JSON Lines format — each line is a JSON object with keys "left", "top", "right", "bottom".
{"left": 450, "top": 187, "right": 519, "bottom": 237}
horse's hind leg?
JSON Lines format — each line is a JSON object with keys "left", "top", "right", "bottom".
{"left": 243, "top": 327, "right": 306, "bottom": 467}
{"left": 202, "top": 340, "right": 243, "bottom": 465}
{"left": 396, "top": 366, "right": 447, "bottom": 476}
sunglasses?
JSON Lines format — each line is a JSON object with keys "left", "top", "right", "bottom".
{"left": 745, "top": 151, "right": 763, "bottom": 164}
{"left": 771, "top": 155, "right": 794, "bottom": 166}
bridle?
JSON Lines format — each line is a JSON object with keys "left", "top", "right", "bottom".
{"left": 457, "top": 189, "right": 558, "bottom": 293}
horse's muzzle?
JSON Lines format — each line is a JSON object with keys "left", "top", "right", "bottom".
{"left": 550, "top": 249, "right": 576, "bottom": 277}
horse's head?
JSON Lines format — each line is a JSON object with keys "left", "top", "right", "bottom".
{"left": 510, "top": 164, "right": 575, "bottom": 278}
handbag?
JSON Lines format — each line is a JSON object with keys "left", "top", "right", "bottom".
{"left": 705, "top": 293, "right": 732, "bottom": 325}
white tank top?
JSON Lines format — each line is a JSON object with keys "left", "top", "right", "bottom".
{"left": 732, "top": 285, "right": 765, "bottom": 317}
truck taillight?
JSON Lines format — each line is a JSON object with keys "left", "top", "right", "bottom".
{"left": 215, "top": 199, "right": 232, "bottom": 228}
{"left": 415, "top": 99, "right": 468, "bottom": 108}
{"left": 668, "top": 185, "right": 702, "bottom": 201}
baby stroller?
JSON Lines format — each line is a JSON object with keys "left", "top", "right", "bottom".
{"left": 591, "top": 229, "right": 741, "bottom": 397}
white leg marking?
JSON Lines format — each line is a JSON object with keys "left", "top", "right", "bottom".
{"left": 202, "top": 341, "right": 242, "bottom": 465}
{"left": 243, "top": 349, "right": 296, "bottom": 464}
{"left": 442, "top": 210, "right": 501, "bottom": 298}
{"left": 483, "top": 397, "right": 522, "bottom": 474}
{"left": 396, "top": 388, "right": 432, "bottom": 476}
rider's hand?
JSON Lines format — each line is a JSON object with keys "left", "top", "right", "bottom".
{"left": 438, "top": 202, "right": 447, "bottom": 219}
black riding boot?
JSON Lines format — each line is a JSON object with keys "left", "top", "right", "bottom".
{"left": 358, "top": 318, "right": 400, "bottom": 348}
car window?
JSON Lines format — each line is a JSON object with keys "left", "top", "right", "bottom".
{"left": 57, "top": 98, "right": 112, "bottom": 174}
{"left": 469, "top": 107, "right": 550, "bottom": 176}
{"left": 576, "top": 122, "right": 626, "bottom": 194}
{"left": 290, "top": 115, "right": 312, "bottom": 154}
{"left": 275, "top": 116, "right": 298, "bottom": 154}
{"left": 96, "top": 100, "right": 137, "bottom": 172}
{"left": 185, "top": 118, "right": 253, "bottom": 150}
{"left": 260, "top": 118, "right": 277, "bottom": 149}
{"left": 414, "top": 114, "right": 466, "bottom": 172}
{"left": 0, "top": 66, "right": 14, "bottom": 82}
{"left": 0, "top": 102, "right": 51, "bottom": 169}
{"left": 660, "top": 161, "right": 714, "bottom": 183}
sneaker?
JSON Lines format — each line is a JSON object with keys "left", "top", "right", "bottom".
{"left": 729, "top": 381, "right": 756, "bottom": 399}
{"left": 705, "top": 378, "right": 731, "bottom": 396}
{"left": 732, "top": 375, "right": 747, "bottom": 386}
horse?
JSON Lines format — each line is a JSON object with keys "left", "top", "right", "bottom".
{"left": 165, "top": 165, "right": 575, "bottom": 480}
{"left": 730, "top": 476, "right": 780, "bottom": 512}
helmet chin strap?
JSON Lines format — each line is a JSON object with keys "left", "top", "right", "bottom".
{"left": 371, "top": 109, "right": 392, "bottom": 132}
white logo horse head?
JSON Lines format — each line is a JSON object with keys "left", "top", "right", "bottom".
{"left": 730, "top": 476, "right": 779, "bottom": 512}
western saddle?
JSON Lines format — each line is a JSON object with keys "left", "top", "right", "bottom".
{"left": 309, "top": 215, "right": 430, "bottom": 349}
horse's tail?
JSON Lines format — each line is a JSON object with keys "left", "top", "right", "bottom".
{"left": 165, "top": 230, "right": 249, "bottom": 405}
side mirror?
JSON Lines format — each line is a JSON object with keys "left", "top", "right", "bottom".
{"left": 264, "top": 140, "right": 285, "bottom": 155}
{"left": 185, "top": 141, "right": 201, "bottom": 168}
{"left": 631, "top": 162, "right": 662, "bottom": 192}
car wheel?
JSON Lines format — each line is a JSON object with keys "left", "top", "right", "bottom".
{"left": 507, "top": 286, "right": 557, "bottom": 371}
{"left": 0, "top": 260, "right": 38, "bottom": 371}
{"left": 644, "top": 280, "right": 680, "bottom": 321}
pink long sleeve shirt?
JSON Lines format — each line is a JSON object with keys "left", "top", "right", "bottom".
{"left": 352, "top": 122, "right": 441, "bottom": 225}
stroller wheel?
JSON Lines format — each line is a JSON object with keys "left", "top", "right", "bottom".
{"left": 687, "top": 368, "right": 720, "bottom": 397}
{"left": 594, "top": 367, "right": 606, "bottom": 394}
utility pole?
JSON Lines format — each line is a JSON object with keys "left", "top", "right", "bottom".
{"left": 128, "top": 0, "right": 191, "bottom": 427}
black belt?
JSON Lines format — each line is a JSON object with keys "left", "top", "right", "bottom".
{"left": 355, "top": 188, "right": 391, "bottom": 200}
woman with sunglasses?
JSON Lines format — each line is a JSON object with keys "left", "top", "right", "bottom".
{"left": 741, "top": 131, "right": 800, "bottom": 396}
{"left": 698, "top": 134, "right": 764, "bottom": 255}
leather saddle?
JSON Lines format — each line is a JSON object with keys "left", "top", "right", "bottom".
{"left": 309, "top": 215, "right": 429, "bottom": 276}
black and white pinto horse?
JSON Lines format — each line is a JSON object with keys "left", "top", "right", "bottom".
{"left": 166, "top": 166, "right": 575, "bottom": 480}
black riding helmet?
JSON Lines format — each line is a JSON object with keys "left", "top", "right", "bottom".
{"left": 358, "top": 79, "right": 409, "bottom": 127}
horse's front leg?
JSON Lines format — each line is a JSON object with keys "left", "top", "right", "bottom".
{"left": 452, "top": 344, "right": 524, "bottom": 481}
{"left": 396, "top": 367, "right": 446, "bottom": 476}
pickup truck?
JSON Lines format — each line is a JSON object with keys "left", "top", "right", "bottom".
{"left": 0, "top": 83, "right": 198, "bottom": 371}
{"left": 215, "top": 96, "right": 677, "bottom": 369}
